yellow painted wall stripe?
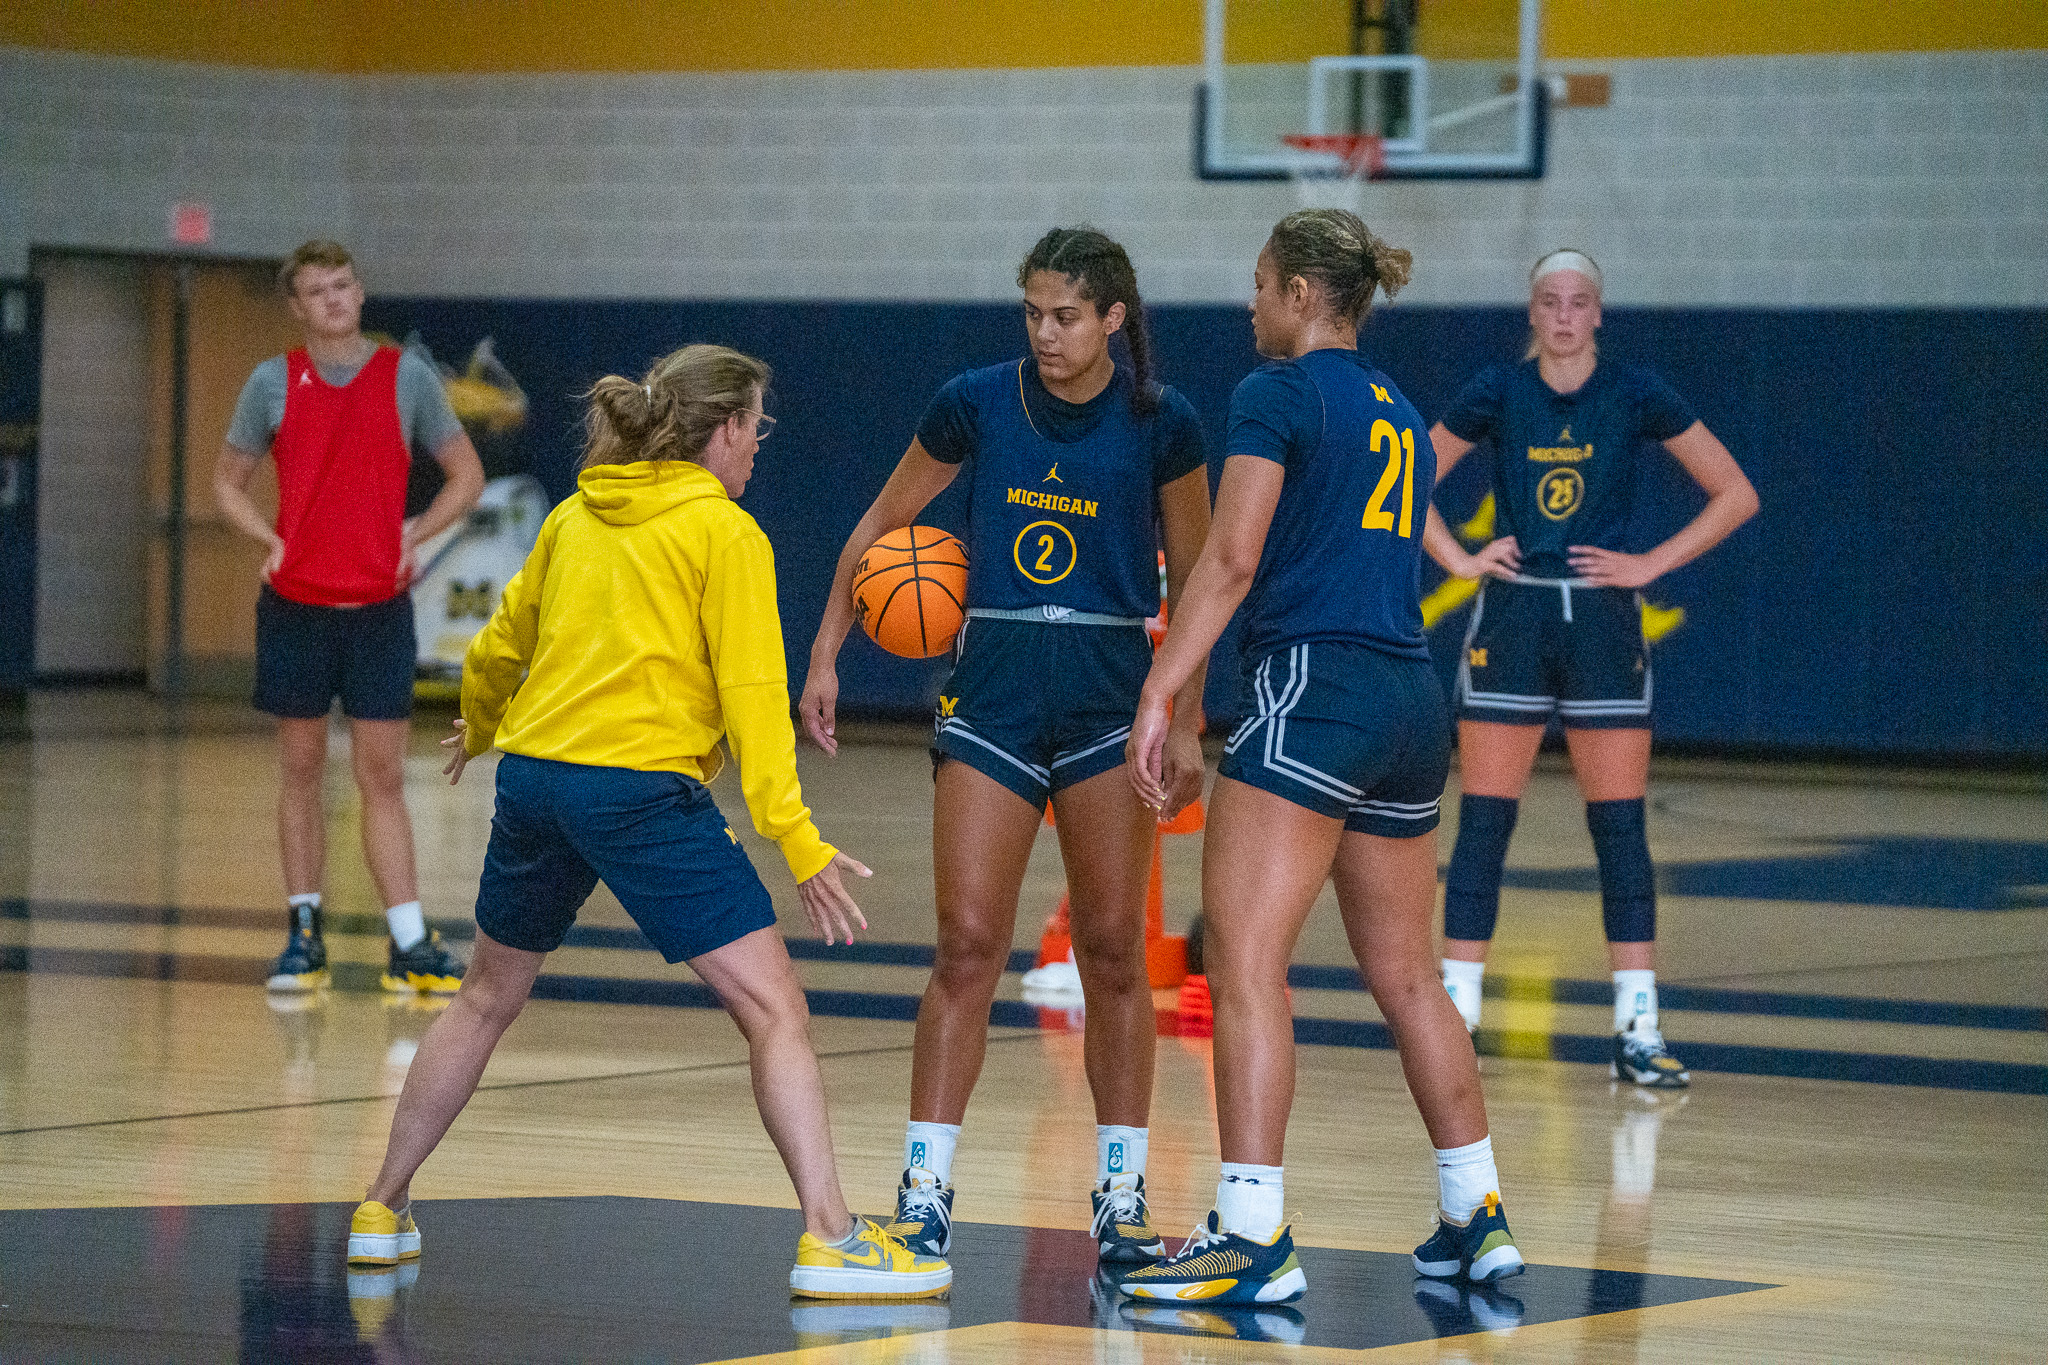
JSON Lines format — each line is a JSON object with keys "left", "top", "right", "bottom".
{"left": 2, "top": 1, "right": 2041, "bottom": 74}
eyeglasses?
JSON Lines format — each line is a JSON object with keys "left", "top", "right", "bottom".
{"left": 742, "top": 410, "right": 777, "bottom": 441}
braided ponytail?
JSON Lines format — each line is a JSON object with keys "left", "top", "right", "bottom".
{"left": 1016, "top": 226, "right": 1161, "bottom": 416}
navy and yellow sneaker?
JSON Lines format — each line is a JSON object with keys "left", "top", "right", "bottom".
{"left": 1614, "top": 1020, "right": 1690, "bottom": 1088}
{"left": 382, "top": 931, "right": 465, "bottom": 995}
{"left": 886, "top": 1169, "right": 954, "bottom": 1258}
{"left": 789, "top": 1218, "right": 952, "bottom": 1300}
{"left": 1092, "top": 1176, "right": 1166, "bottom": 1263}
{"left": 1412, "top": 1191, "right": 1525, "bottom": 1282}
{"left": 1117, "top": 1212, "right": 1307, "bottom": 1306}
{"left": 346, "top": 1200, "right": 422, "bottom": 1266}
{"left": 266, "top": 904, "right": 329, "bottom": 992}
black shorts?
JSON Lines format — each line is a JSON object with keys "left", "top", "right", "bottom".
{"left": 1219, "top": 641, "right": 1449, "bottom": 838}
{"left": 253, "top": 585, "right": 416, "bottom": 721}
{"left": 930, "top": 617, "right": 1151, "bottom": 808}
{"left": 1455, "top": 579, "right": 1650, "bottom": 730}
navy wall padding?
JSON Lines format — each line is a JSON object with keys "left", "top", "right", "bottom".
{"left": 363, "top": 297, "right": 2047, "bottom": 760}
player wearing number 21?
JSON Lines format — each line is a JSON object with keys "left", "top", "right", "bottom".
{"left": 802, "top": 228, "right": 1212, "bottom": 1275}
{"left": 1423, "top": 250, "right": 1757, "bottom": 1089}
{"left": 1122, "top": 209, "right": 1523, "bottom": 1306}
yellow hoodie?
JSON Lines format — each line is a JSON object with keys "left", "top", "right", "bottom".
{"left": 460, "top": 459, "right": 834, "bottom": 883}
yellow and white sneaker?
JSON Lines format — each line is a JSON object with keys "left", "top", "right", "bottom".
{"left": 346, "top": 1200, "right": 422, "bottom": 1266}
{"left": 789, "top": 1218, "right": 952, "bottom": 1300}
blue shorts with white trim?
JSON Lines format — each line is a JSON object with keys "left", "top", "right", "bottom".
{"left": 930, "top": 616, "right": 1152, "bottom": 809}
{"left": 1455, "top": 579, "right": 1651, "bottom": 729}
{"left": 1219, "top": 641, "right": 1449, "bottom": 838}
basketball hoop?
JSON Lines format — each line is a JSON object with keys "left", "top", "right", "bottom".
{"left": 1280, "top": 133, "right": 1385, "bottom": 213}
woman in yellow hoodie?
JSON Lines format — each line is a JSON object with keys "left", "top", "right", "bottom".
{"left": 344, "top": 344, "right": 950, "bottom": 1300}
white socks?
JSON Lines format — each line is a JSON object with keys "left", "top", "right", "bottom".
{"left": 1435, "top": 1136, "right": 1500, "bottom": 1220}
{"left": 1215, "top": 1162, "right": 1284, "bottom": 1241}
{"left": 1614, "top": 969, "right": 1658, "bottom": 1033}
{"left": 386, "top": 901, "right": 426, "bottom": 952}
{"left": 1097, "top": 1125, "right": 1147, "bottom": 1190}
{"left": 1441, "top": 958, "right": 1485, "bottom": 1031}
{"left": 905, "top": 1121, "right": 961, "bottom": 1184}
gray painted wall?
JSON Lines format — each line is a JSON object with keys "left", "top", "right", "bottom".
{"left": 2, "top": 45, "right": 2042, "bottom": 306}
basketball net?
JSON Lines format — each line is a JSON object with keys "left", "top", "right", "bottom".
{"left": 1281, "top": 133, "right": 1386, "bottom": 215}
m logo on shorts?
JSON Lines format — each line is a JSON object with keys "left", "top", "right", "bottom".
{"left": 1469, "top": 648, "right": 1488, "bottom": 668}
{"left": 937, "top": 696, "right": 958, "bottom": 718}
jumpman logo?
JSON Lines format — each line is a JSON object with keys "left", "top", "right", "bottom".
{"left": 298, "top": 370, "right": 313, "bottom": 386}
{"left": 1043, "top": 464, "right": 1062, "bottom": 483}
{"left": 1559, "top": 425, "right": 1572, "bottom": 440}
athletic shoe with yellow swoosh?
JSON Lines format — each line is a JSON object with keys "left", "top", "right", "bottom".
{"left": 789, "top": 1217, "right": 953, "bottom": 1300}
{"left": 1115, "top": 1211, "right": 1307, "bottom": 1306}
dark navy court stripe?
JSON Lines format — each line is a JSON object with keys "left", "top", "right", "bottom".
{"left": 7, "top": 897, "right": 2040, "bottom": 1032}
{"left": 1285, "top": 961, "right": 2046, "bottom": 1032}
{"left": 3, "top": 943, "right": 2042, "bottom": 1095}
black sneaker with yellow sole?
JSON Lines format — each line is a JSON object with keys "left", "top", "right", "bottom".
{"left": 266, "top": 904, "right": 329, "bottom": 992}
{"left": 381, "top": 930, "right": 465, "bottom": 994}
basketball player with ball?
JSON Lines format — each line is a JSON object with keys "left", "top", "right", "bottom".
{"left": 802, "top": 228, "right": 1212, "bottom": 1272}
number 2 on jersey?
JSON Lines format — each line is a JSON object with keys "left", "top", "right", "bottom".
{"left": 1363, "top": 419, "right": 1415, "bottom": 538}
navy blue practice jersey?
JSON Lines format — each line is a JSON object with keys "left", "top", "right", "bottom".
{"left": 1438, "top": 359, "right": 1696, "bottom": 578}
{"left": 1227, "top": 348, "right": 1433, "bottom": 661}
{"left": 917, "top": 360, "right": 1205, "bottom": 617}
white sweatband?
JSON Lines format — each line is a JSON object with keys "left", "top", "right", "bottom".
{"left": 1530, "top": 249, "right": 1602, "bottom": 290}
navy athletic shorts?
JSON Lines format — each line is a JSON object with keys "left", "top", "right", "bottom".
{"left": 1454, "top": 578, "right": 1650, "bottom": 729}
{"left": 1219, "top": 641, "right": 1449, "bottom": 838}
{"left": 253, "top": 585, "right": 416, "bottom": 721}
{"left": 930, "top": 616, "right": 1152, "bottom": 809}
{"left": 475, "top": 754, "right": 776, "bottom": 964}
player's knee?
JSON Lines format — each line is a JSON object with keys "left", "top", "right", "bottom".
{"left": 929, "top": 925, "right": 1010, "bottom": 993}
{"left": 353, "top": 751, "right": 406, "bottom": 801}
{"left": 1069, "top": 917, "right": 1145, "bottom": 984}
{"left": 1443, "top": 795, "right": 1518, "bottom": 941}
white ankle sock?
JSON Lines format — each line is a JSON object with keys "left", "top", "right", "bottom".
{"left": 1215, "top": 1162, "right": 1284, "bottom": 1240}
{"left": 1435, "top": 1136, "right": 1500, "bottom": 1219}
{"left": 1441, "top": 958, "right": 1485, "bottom": 1030}
{"left": 905, "top": 1121, "right": 961, "bottom": 1184}
{"left": 1613, "top": 969, "right": 1658, "bottom": 1032}
{"left": 826, "top": 1220, "right": 864, "bottom": 1249}
{"left": 386, "top": 901, "right": 426, "bottom": 952}
{"left": 1097, "top": 1125, "right": 1148, "bottom": 1189}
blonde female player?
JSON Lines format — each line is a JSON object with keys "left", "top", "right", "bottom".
{"left": 1425, "top": 250, "right": 1758, "bottom": 1088}
{"left": 1118, "top": 210, "right": 1523, "bottom": 1306}
{"left": 800, "top": 228, "right": 1212, "bottom": 1269}
{"left": 344, "top": 345, "right": 949, "bottom": 1301}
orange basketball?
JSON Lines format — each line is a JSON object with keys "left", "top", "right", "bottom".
{"left": 852, "top": 526, "right": 968, "bottom": 659}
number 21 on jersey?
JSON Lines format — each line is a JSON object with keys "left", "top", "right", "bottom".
{"left": 1362, "top": 418, "right": 1416, "bottom": 538}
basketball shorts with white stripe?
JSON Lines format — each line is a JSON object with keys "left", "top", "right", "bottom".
{"left": 930, "top": 616, "right": 1153, "bottom": 809}
{"left": 1219, "top": 641, "right": 1450, "bottom": 838}
{"left": 1455, "top": 579, "right": 1651, "bottom": 730}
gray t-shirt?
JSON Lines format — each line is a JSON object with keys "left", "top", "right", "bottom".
{"left": 226, "top": 347, "right": 465, "bottom": 458}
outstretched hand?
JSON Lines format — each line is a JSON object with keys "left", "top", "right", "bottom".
{"left": 798, "top": 850, "right": 872, "bottom": 945}
{"left": 441, "top": 719, "right": 472, "bottom": 785}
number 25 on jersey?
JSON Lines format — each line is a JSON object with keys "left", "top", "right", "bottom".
{"left": 1363, "top": 418, "right": 1416, "bottom": 538}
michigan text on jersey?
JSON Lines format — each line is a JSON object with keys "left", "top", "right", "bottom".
{"left": 1006, "top": 488, "right": 1099, "bottom": 517}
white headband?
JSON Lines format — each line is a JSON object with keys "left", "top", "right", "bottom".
{"left": 1530, "top": 250, "right": 1602, "bottom": 290}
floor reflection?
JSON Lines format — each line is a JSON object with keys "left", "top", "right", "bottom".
{"left": 0, "top": 1196, "right": 1769, "bottom": 1362}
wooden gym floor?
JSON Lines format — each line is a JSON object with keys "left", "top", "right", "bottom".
{"left": 0, "top": 693, "right": 2042, "bottom": 1362}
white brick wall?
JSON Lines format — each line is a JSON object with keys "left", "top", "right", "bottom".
{"left": 2, "top": 45, "right": 2043, "bottom": 306}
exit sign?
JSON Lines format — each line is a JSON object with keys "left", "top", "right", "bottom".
{"left": 169, "top": 203, "right": 212, "bottom": 245}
